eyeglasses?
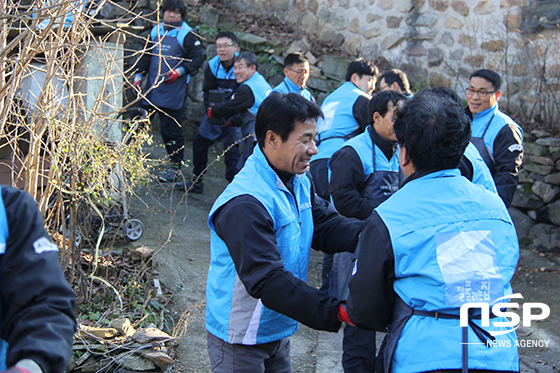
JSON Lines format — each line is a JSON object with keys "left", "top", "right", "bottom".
{"left": 465, "top": 87, "right": 496, "bottom": 98}
{"left": 216, "top": 44, "right": 235, "bottom": 50}
{"left": 287, "top": 68, "right": 309, "bottom": 76}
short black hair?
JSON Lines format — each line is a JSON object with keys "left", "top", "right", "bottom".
{"left": 345, "top": 59, "right": 379, "bottom": 82}
{"left": 425, "top": 86, "right": 462, "bottom": 105}
{"left": 393, "top": 90, "right": 471, "bottom": 171}
{"left": 216, "top": 31, "right": 237, "bottom": 45}
{"left": 469, "top": 69, "right": 502, "bottom": 91}
{"left": 255, "top": 93, "right": 323, "bottom": 146}
{"left": 369, "top": 90, "right": 407, "bottom": 119}
{"left": 235, "top": 52, "right": 258, "bottom": 68}
{"left": 380, "top": 69, "right": 411, "bottom": 95}
{"left": 284, "top": 53, "right": 308, "bottom": 68}
{"left": 161, "top": 0, "right": 186, "bottom": 20}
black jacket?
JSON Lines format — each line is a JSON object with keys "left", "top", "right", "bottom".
{"left": 1, "top": 186, "right": 76, "bottom": 373}
{"left": 329, "top": 127, "right": 397, "bottom": 220}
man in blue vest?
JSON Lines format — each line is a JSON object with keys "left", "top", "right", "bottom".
{"left": 206, "top": 93, "right": 362, "bottom": 373}
{"left": 328, "top": 90, "right": 405, "bottom": 373}
{"left": 133, "top": 0, "right": 203, "bottom": 183}
{"left": 378, "top": 68, "right": 413, "bottom": 98}
{"left": 309, "top": 58, "right": 378, "bottom": 200}
{"left": 271, "top": 53, "right": 314, "bottom": 102}
{"left": 0, "top": 186, "right": 76, "bottom": 373}
{"left": 309, "top": 58, "right": 378, "bottom": 295}
{"left": 175, "top": 32, "right": 240, "bottom": 194}
{"left": 347, "top": 90, "right": 520, "bottom": 373}
{"left": 187, "top": 52, "right": 271, "bottom": 185}
{"left": 428, "top": 87, "right": 496, "bottom": 193}
{"left": 465, "top": 69, "right": 523, "bottom": 207}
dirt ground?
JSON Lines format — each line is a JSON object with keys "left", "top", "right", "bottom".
{"left": 130, "top": 133, "right": 560, "bottom": 373}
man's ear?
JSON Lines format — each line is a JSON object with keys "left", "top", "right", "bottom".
{"left": 266, "top": 130, "right": 278, "bottom": 149}
{"left": 399, "top": 145, "right": 415, "bottom": 177}
{"left": 350, "top": 73, "right": 358, "bottom": 86}
{"left": 495, "top": 90, "right": 502, "bottom": 101}
{"left": 391, "top": 82, "right": 400, "bottom": 91}
{"left": 372, "top": 112, "right": 381, "bottom": 124}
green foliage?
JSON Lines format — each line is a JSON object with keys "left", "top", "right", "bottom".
{"left": 195, "top": 23, "right": 218, "bottom": 38}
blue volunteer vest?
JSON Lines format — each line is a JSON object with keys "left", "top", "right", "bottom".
{"left": 143, "top": 22, "right": 193, "bottom": 110}
{"left": 340, "top": 127, "right": 399, "bottom": 204}
{"left": 242, "top": 72, "right": 272, "bottom": 116}
{"left": 206, "top": 146, "right": 314, "bottom": 345}
{"left": 198, "top": 54, "right": 240, "bottom": 142}
{"left": 374, "top": 169, "right": 519, "bottom": 373}
{"left": 0, "top": 187, "right": 10, "bottom": 370}
{"left": 328, "top": 128, "right": 399, "bottom": 298}
{"left": 272, "top": 77, "right": 314, "bottom": 102}
{"left": 207, "top": 54, "right": 238, "bottom": 101}
{"left": 463, "top": 142, "right": 497, "bottom": 193}
{"left": 314, "top": 81, "right": 371, "bottom": 161}
{"left": 470, "top": 104, "right": 523, "bottom": 176}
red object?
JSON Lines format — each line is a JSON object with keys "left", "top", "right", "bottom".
{"left": 337, "top": 304, "right": 355, "bottom": 326}
{"left": 207, "top": 107, "right": 213, "bottom": 118}
{"left": 133, "top": 79, "right": 142, "bottom": 89}
{"left": 164, "top": 69, "right": 179, "bottom": 84}
{"left": 2, "top": 367, "right": 33, "bottom": 373}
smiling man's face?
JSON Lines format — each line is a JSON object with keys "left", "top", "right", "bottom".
{"left": 272, "top": 118, "right": 318, "bottom": 175}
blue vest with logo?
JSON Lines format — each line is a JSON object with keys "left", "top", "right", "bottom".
{"left": 314, "top": 82, "right": 371, "bottom": 162}
{"left": 242, "top": 72, "right": 272, "bottom": 116}
{"left": 206, "top": 146, "right": 313, "bottom": 345}
{"left": 272, "top": 77, "right": 314, "bottom": 102}
{"left": 463, "top": 142, "right": 497, "bottom": 193}
{"left": 470, "top": 104, "right": 523, "bottom": 175}
{"left": 337, "top": 127, "right": 399, "bottom": 204}
{"left": 375, "top": 169, "right": 519, "bottom": 373}
{"left": 208, "top": 54, "right": 238, "bottom": 101}
{"left": 0, "top": 187, "right": 10, "bottom": 370}
{"left": 143, "top": 22, "right": 193, "bottom": 110}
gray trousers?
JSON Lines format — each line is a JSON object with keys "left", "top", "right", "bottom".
{"left": 207, "top": 331, "right": 291, "bottom": 373}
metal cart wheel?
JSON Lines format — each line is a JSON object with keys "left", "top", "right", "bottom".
{"left": 124, "top": 219, "right": 144, "bottom": 241}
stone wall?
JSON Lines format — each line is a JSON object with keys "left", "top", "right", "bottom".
{"left": 222, "top": 0, "right": 560, "bottom": 122}
{"left": 511, "top": 130, "right": 560, "bottom": 251}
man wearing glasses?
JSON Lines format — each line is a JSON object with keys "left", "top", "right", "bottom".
{"left": 378, "top": 68, "right": 413, "bottom": 98}
{"left": 271, "top": 53, "right": 315, "bottom": 102}
{"left": 465, "top": 69, "right": 523, "bottom": 207}
{"left": 176, "top": 31, "right": 241, "bottom": 194}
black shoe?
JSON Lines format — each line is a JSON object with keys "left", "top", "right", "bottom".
{"left": 175, "top": 180, "right": 204, "bottom": 194}
{"left": 158, "top": 167, "right": 181, "bottom": 183}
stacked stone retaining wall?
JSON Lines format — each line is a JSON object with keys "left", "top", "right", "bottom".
{"left": 511, "top": 130, "right": 560, "bottom": 251}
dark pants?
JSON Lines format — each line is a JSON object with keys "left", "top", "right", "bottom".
{"left": 144, "top": 105, "right": 185, "bottom": 166}
{"left": 310, "top": 158, "right": 332, "bottom": 293}
{"left": 342, "top": 325, "right": 377, "bottom": 373}
{"left": 192, "top": 132, "right": 240, "bottom": 182}
{"left": 207, "top": 331, "right": 291, "bottom": 373}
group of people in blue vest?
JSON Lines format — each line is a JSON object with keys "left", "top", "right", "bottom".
{"left": 130, "top": 0, "right": 525, "bottom": 372}
{"left": 203, "top": 59, "right": 524, "bottom": 373}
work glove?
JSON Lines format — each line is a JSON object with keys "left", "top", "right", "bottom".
{"left": 163, "top": 68, "right": 182, "bottom": 84}
{"left": 1, "top": 367, "right": 32, "bottom": 373}
{"left": 337, "top": 304, "right": 355, "bottom": 326}
{"left": 132, "top": 75, "right": 142, "bottom": 90}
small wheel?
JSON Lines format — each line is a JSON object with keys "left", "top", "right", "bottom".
{"left": 124, "top": 219, "right": 144, "bottom": 241}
